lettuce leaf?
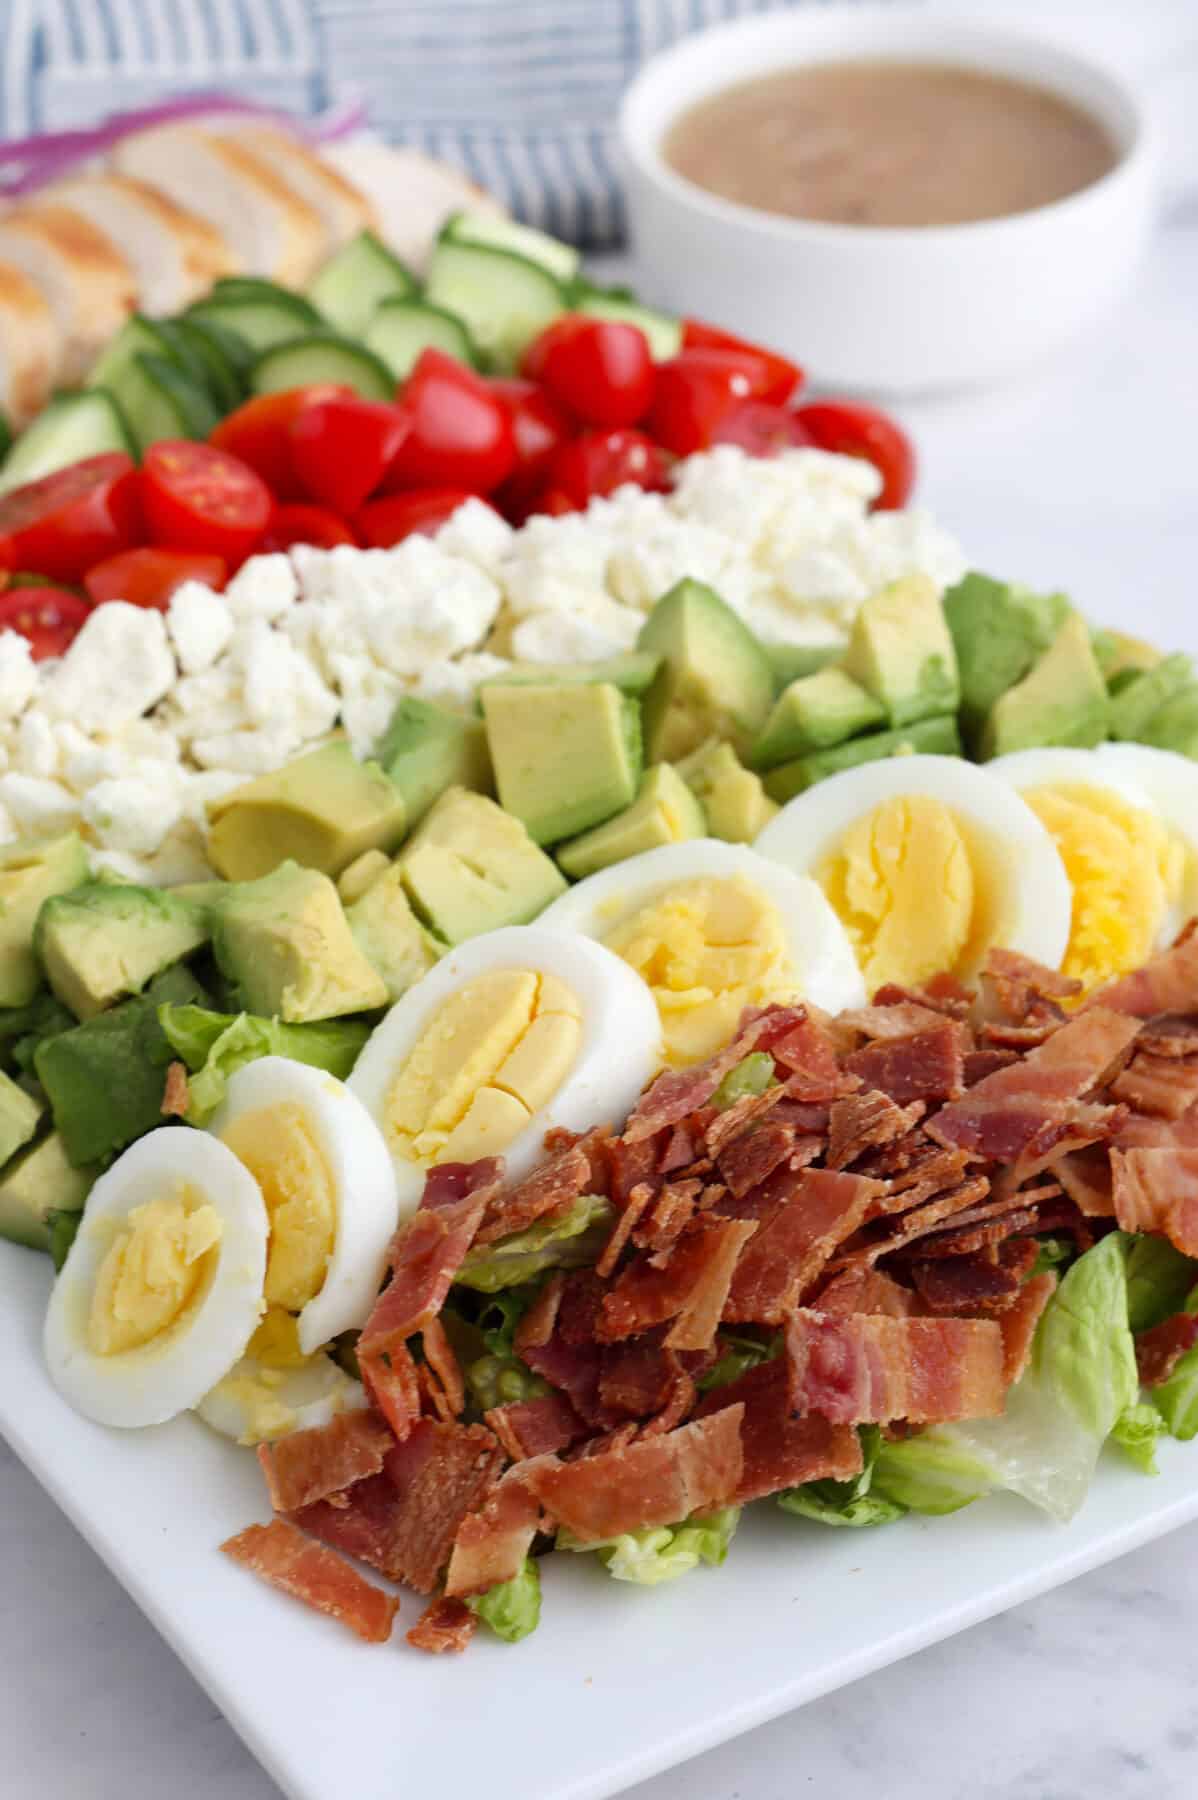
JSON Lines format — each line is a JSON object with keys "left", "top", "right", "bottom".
{"left": 454, "top": 1194, "right": 613, "bottom": 1293}
{"left": 467, "top": 1557, "right": 541, "bottom": 1643}
{"left": 1123, "top": 1234, "right": 1198, "bottom": 1333}
{"left": 696, "top": 1329, "right": 780, "bottom": 1394}
{"left": 780, "top": 1425, "right": 906, "bottom": 1528}
{"left": 872, "top": 1433, "right": 997, "bottom": 1516}
{"left": 157, "top": 1004, "right": 370, "bottom": 1124}
{"left": 558, "top": 1508, "right": 740, "bottom": 1586}
{"left": 711, "top": 1051, "right": 776, "bottom": 1112}
{"left": 1111, "top": 1401, "right": 1166, "bottom": 1475}
{"left": 1150, "top": 1281, "right": 1198, "bottom": 1441}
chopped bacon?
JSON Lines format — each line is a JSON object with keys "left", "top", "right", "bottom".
{"left": 421, "top": 1315, "right": 465, "bottom": 1419}
{"left": 811, "top": 1266, "right": 917, "bottom": 1318}
{"left": 1135, "top": 1313, "right": 1198, "bottom": 1387}
{"left": 359, "top": 1160, "right": 502, "bottom": 1361}
{"left": 642, "top": 1364, "right": 697, "bottom": 1436}
{"left": 980, "top": 1017, "right": 1061, "bottom": 1050}
{"left": 871, "top": 1144, "right": 971, "bottom": 1209}
{"left": 624, "top": 1006, "right": 806, "bottom": 1143}
{"left": 485, "top": 1391, "right": 588, "bottom": 1462}
{"left": 1137, "top": 1015, "right": 1198, "bottom": 1059}
{"left": 902, "top": 1204, "right": 1039, "bottom": 1260}
{"left": 660, "top": 1119, "right": 701, "bottom": 1173}
{"left": 1111, "top": 1052, "right": 1198, "bottom": 1120}
{"left": 526, "top": 1406, "right": 744, "bottom": 1542}
{"left": 1051, "top": 1145, "right": 1115, "bottom": 1217}
{"left": 703, "top": 1083, "right": 788, "bottom": 1156}
{"left": 909, "top": 1253, "right": 1022, "bottom": 1314}
{"left": 786, "top": 1309, "right": 1006, "bottom": 1424}
{"left": 713, "top": 1118, "right": 797, "bottom": 1197}
{"left": 605, "top": 1131, "right": 664, "bottom": 1206}
{"left": 634, "top": 1180, "right": 703, "bottom": 1252}
{"left": 724, "top": 1169, "right": 884, "bottom": 1323}
{"left": 518, "top": 1277, "right": 615, "bottom": 1429}
{"left": 963, "top": 1047, "right": 1020, "bottom": 1084}
{"left": 984, "top": 947, "right": 1080, "bottom": 1023}
{"left": 695, "top": 1359, "right": 862, "bottom": 1502}
{"left": 840, "top": 1001, "right": 952, "bottom": 1041}
{"left": 359, "top": 1345, "right": 422, "bottom": 1441}
{"left": 1114, "top": 1098, "right": 1198, "bottom": 1150}
{"left": 826, "top": 1090, "right": 922, "bottom": 1170}
{"left": 598, "top": 1217, "right": 757, "bottom": 1350}
{"left": 222, "top": 1518, "right": 398, "bottom": 1644}
{"left": 161, "top": 1060, "right": 190, "bottom": 1117}
{"left": 599, "top": 1339, "right": 684, "bottom": 1419}
{"left": 772, "top": 1013, "right": 860, "bottom": 1101}
{"left": 474, "top": 1144, "right": 592, "bottom": 1246}
{"left": 874, "top": 976, "right": 971, "bottom": 1019}
{"left": 834, "top": 1175, "right": 993, "bottom": 1271}
{"left": 997, "top": 1271, "right": 1057, "bottom": 1384}
{"left": 1111, "top": 1147, "right": 1198, "bottom": 1255}
{"left": 544, "top": 1124, "right": 613, "bottom": 1193}
{"left": 256, "top": 1410, "right": 393, "bottom": 1514}
{"left": 1089, "top": 928, "right": 1198, "bottom": 1017}
{"left": 445, "top": 1461, "right": 548, "bottom": 1598}
{"left": 845, "top": 1022, "right": 965, "bottom": 1107}
{"left": 595, "top": 1182, "right": 655, "bottom": 1279}
{"left": 407, "top": 1595, "right": 477, "bottom": 1654}
{"left": 515, "top": 1270, "right": 565, "bottom": 1351}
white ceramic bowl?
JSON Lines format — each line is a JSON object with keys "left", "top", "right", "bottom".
{"left": 619, "top": 9, "right": 1159, "bottom": 394}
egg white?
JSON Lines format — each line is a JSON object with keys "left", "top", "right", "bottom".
{"left": 208, "top": 1057, "right": 399, "bottom": 1357}
{"left": 43, "top": 1130, "right": 268, "bottom": 1429}
{"left": 196, "top": 1351, "right": 367, "bottom": 1446}
{"left": 348, "top": 925, "right": 663, "bottom": 1219}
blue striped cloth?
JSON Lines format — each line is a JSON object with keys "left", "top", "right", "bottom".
{"left": 0, "top": 0, "right": 890, "bottom": 244}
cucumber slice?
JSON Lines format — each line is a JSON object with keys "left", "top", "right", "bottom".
{"left": 186, "top": 293, "right": 321, "bottom": 352}
{"left": 108, "top": 354, "right": 221, "bottom": 453}
{"left": 0, "top": 390, "right": 133, "bottom": 492}
{"left": 425, "top": 240, "right": 565, "bottom": 371}
{"left": 249, "top": 332, "right": 395, "bottom": 402}
{"left": 178, "top": 314, "right": 255, "bottom": 385}
{"left": 576, "top": 294, "right": 682, "bottom": 361}
{"left": 0, "top": 411, "right": 12, "bottom": 464}
{"left": 442, "top": 209, "right": 580, "bottom": 283}
{"left": 363, "top": 298, "right": 477, "bottom": 378}
{"left": 167, "top": 319, "right": 245, "bottom": 413}
{"left": 309, "top": 230, "right": 417, "bottom": 338}
{"left": 209, "top": 277, "right": 323, "bottom": 316}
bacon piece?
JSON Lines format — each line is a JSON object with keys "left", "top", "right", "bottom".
{"left": 773, "top": 1013, "right": 860, "bottom": 1102}
{"left": 1137, "top": 1016, "right": 1198, "bottom": 1059}
{"left": 703, "top": 1083, "right": 788, "bottom": 1156}
{"left": 694, "top": 1359, "right": 862, "bottom": 1502}
{"left": 826, "top": 1090, "right": 922, "bottom": 1171}
{"left": 598, "top": 1217, "right": 757, "bottom": 1350}
{"left": 1135, "top": 1313, "right": 1198, "bottom": 1387}
{"left": 515, "top": 1270, "right": 565, "bottom": 1351}
{"left": 874, "top": 976, "right": 971, "bottom": 1019}
{"left": 474, "top": 1144, "right": 591, "bottom": 1245}
{"left": 785, "top": 1309, "right": 1006, "bottom": 1424}
{"left": 359, "top": 1159, "right": 502, "bottom": 1360}
{"left": 872, "top": 1144, "right": 970, "bottom": 1209}
{"left": 901, "top": 1205, "right": 1039, "bottom": 1260}
{"left": 517, "top": 1274, "right": 616, "bottom": 1428}
{"left": 359, "top": 1345, "right": 422, "bottom": 1441}
{"left": 845, "top": 1022, "right": 965, "bottom": 1107}
{"left": 1051, "top": 1145, "right": 1115, "bottom": 1216}
{"left": 1111, "top": 1147, "right": 1198, "bottom": 1255}
{"left": 1114, "top": 1098, "right": 1198, "bottom": 1150}
{"left": 221, "top": 1519, "right": 398, "bottom": 1644}
{"left": 595, "top": 1181, "right": 655, "bottom": 1278}
{"left": 1089, "top": 927, "right": 1198, "bottom": 1017}
{"left": 634, "top": 1180, "right": 703, "bottom": 1251}
{"left": 445, "top": 1461, "right": 548, "bottom": 1599}
{"left": 161, "top": 1060, "right": 190, "bottom": 1117}
{"left": 724, "top": 1169, "right": 884, "bottom": 1323}
{"left": 984, "top": 947, "right": 1080, "bottom": 1024}
{"left": 811, "top": 1266, "right": 917, "bottom": 1318}
{"left": 599, "top": 1339, "right": 684, "bottom": 1419}
{"left": 963, "top": 1048, "right": 1020, "bottom": 1084}
{"left": 421, "top": 1315, "right": 465, "bottom": 1419}
{"left": 407, "top": 1595, "right": 477, "bottom": 1654}
{"left": 256, "top": 1410, "right": 393, "bottom": 1514}
{"left": 909, "top": 1253, "right": 1022, "bottom": 1314}
{"left": 605, "top": 1131, "right": 664, "bottom": 1205}
{"left": 526, "top": 1406, "right": 744, "bottom": 1542}
{"left": 1111, "top": 1052, "right": 1198, "bottom": 1120}
{"left": 485, "top": 1391, "right": 587, "bottom": 1462}
{"left": 840, "top": 1001, "right": 951, "bottom": 1041}
{"left": 624, "top": 1006, "right": 807, "bottom": 1143}
{"left": 833, "top": 1176, "right": 993, "bottom": 1273}
{"left": 980, "top": 1018, "right": 1061, "bottom": 1050}
{"left": 544, "top": 1123, "right": 613, "bottom": 1193}
{"left": 999, "top": 1272, "right": 1057, "bottom": 1384}
{"left": 642, "top": 1364, "right": 697, "bottom": 1437}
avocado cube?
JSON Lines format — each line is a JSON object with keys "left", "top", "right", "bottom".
{"left": 675, "top": 739, "right": 778, "bottom": 843}
{"left": 980, "top": 613, "right": 1110, "bottom": 760}
{"left": 841, "top": 574, "right": 959, "bottom": 729}
{"left": 749, "top": 667, "right": 886, "bottom": 769}
{"left": 0, "top": 1130, "right": 92, "bottom": 1253}
{"left": 375, "top": 696, "right": 492, "bottom": 829}
{"left": 0, "top": 831, "right": 89, "bottom": 1009}
{"left": 482, "top": 681, "right": 642, "bottom": 845}
{"left": 638, "top": 578, "right": 774, "bottom": 762}
{"left": 207, "top": 740, "right": 407, "bottom": 882}
{"left": 0, "top": 1068, "right": 42, "bottom": 1167}
{"left": 764, "top": 715, "right": 963, "bottom": 803}
{"left": 1109, "top": 653, "right": 1195, "bottom": 741}
{"left": 346, "top": 863, "right": 441, "bottom": 1002}
{"left": 478, "top": 651, "right": 662, "bottom": 697}
{"left": 557, "top": 765, "right": 706, "bottom": 880}
{"left": 1091, "top": 628, "right": 1162, "bottom": 684}
{"left": 398, "top": 788, "right": 567, "bottom": 944}
{"left": 943, "top": 572, "right": 1070, "bottom": 735}
{"left": 212, "top": 862, "right": 389, "bottom": 1022}
{"left": 764, "top": 641, "right": 842, "bottom": 693}
{"left": 34, "top": 882, "right": 209, "bottom": 1021}
{"left": 337, "top": 849, "right": 392, "bottom": 906}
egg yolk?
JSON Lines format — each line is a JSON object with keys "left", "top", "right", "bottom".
{"left": 603, "top": 874, "right": 797, "bottom": 1066}
{"left": 246, "top": 1305, "right": 309, "bottom": 1368}
{"left": 386, "top": 968, "right": 583, "bottom": 1165}
{"left": 817, "top": 795, "right": 979, "bottom": 993}
{"left": 1023, "top": 783, "right": 1183, "bottom": 995}
{"left": 220, "top": 1103, "right": 336, "bottom": 1313}
{"left": 87, "top": 1188, "right": 222, "bottom": 1356}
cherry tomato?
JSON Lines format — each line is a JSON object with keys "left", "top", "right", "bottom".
{"left": 140, "top": 441, "right": 273, "bottom": 566}
{"left": 645, "top": 348, "right": 790, "bottom": 457}
{"left": 83, "top": 547, "right": 227, "bottom": 611}
{"left": 794, "top": 400, "right": 916, "bottom": 510}
{"left": 260, "top": 504, "right": 357, "bottom": 553}
{"left": 489, "top": 377, "right": 571, "bottom": 479}
{"left": 548, "top": 428, "right": 670, "bottom": 509}
{"left": 385, "top": 350, "right": 515, "bottom": 494}
{"left": 0, "top": 586, "right": 91, "bottom": 659}
{"left": 710, "top": 400, "right": 813, "bottom": 458}
{"left": 0, "top": 454, "right": 141, "bottom": 583}
{"left": 681, "top": 319, "right": 802, "bottom": 404}
{"left": 210, "top": 385, "right": 355, "bottom": 500}
{"left": 289, "top": 395, "right": 410, "bottom": 516}
{"left": 521, "top": 316, "right": 655, "bottom": 428}
{"left": 356, "top": 488, "right": 491, "bottom": 548}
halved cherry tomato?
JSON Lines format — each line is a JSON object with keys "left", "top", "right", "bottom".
{"left": 140, "top": 441, "right": 273, "bottom": 566}
{"left": 260, "top": 504, "right": 357, "bottom": 553}
{"left": 794, "top": 400, "right": 916, "bottom": 510}
{"left": 548, "top": 428, "right": 670, "bottom": 509}
{"left": 681, "top": 319, "right": 802, "bottom": 404}
{"left": 711, "top": 400, "right": 813, "bottom": 457}
{"left": 289, "top": 396, "right": 410, "bottom": 516}
{"left": 385, "top": 350, "right": 515, "bottom": 494}
{"left": 489, "top": 377, "right": 571, "bottom": 479}
{"left": 357, "top": 488, "right": 491, "bottom": 548}
{"left": 646, "top": 348, "right": 789, "bottom": 457}
{"left": 0, "top": 454, "right": 141, "bottom": 583}
{"left": 210, "top": 384, "right": 355, "bottom": 500}
{"left": 521, "top": 316, "right": 655, "bottom": 428}
{"left": 83, "top": 547, "right": 227, "bottom": 611}
{"left": 0, "top": 586, "right": 91, "bottom": 659}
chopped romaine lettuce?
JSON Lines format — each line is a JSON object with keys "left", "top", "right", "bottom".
{"left": 872, "top": 1433, "right": 997, "bottom": 1516}
{"left": 467, "top": 1557, "right": 541, "bottom": 1643}
{"left": 465, "top": 1351, "right": 548, "bottom": 1411}
{"left": 454, "top": 1194, "right": 613, "bottom": 1293}
{"left": 157, "top": 1004, "right": 370, "bottom": 1123}
{"left": 1031, "top": 1235, "right": 1076, "bottom": 1278}
{"left": 780, "top": 1425, "right": 906, "bottom": 1528}
{"left": 1111, "top": 1401, "right": 1166, "bottom": 1475}
{"left": 696, "top": 1329, "right": 780, "bottom": 1393}
{"left": 711, "top": 1051, "right": 776, "bottom": 1112}
{"left": 558, "top": 1508, "right": 740, "bottom": 1586}
{"left": 1123, "top": 1234, "right": 1198, "bottom": 1333}
{"left": 1150, "top": 1281, "right": 1198, "bottom": 1441}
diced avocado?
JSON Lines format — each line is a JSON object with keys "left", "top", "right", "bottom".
{"left": 0, "top": 832, "right": 89, "bottom": 1009}
{"left": 168, "top": 881, "right": 229, "bottom": 910}
{"left": 675, "top": 739, "right": 778, "bottom": 843}
{"left": 375, "top": 697, "right": 492, "bottom": 829}
{"left": 765, "top": 641, "right": 842, "bottom": 692}
{"left": 841, "top": 575, "right": 959, "bottom": 729}
{"left": 764, "top": 716, "right": 963, "bottom": 803}
{"left": 34, "top": 882, "right": 208, "bottom": 1021}
{"left": 0, "top": 1130, "right": 92, "bottom": 1253}
{"left": 557, "top": 765, "right": 705, "bottom": 879}
{"left": 1092, "top": 628, "right": 1162, "bottom": 683}
{"left": 749, "top": 667, "right": 886, "bottom": 769}
{"left": 638, "top": 578, "right": 774, "bottom": 762}
{"left": 398, "top": 787, "right": 566, "bottom": 944}
{"left": 1133, "top": 686, "right": 1198, "bottom": 758}
{"left": 943, "top": 571, "right": 1070, "bottom": 736}
{"left": 212, "top": 862, "right": 388, "bottom": 1023}
{"left": 482, "top": 682, "right": 642, "bottom": 844}
{"left": 479, "top": 651, "right": 662, "bottom": 698}
{"left": 345, "top": 862, "right": 442, "bottom": 1001}
{"left": 980, "top": 612, "right": 1109, "bottom": 760}
{"left": 337, "top": 848, "right": 391, "bottom": 906}
{"left": 0, "top": 1068, "right": 42, "bottom": 1166}
{"left": 207, "top": 740, "right": 407, "bottom": 882}
{"left": 1109, "top": 653, "right": 1195, "bottom": 741}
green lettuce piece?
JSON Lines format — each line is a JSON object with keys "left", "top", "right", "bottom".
{"left": 1151, "top": 1281, "right": 1198, "bottom": 1441}
{"left": 454, "top": 1194, "right": 613, "bottom": 1293}
{"left": 1031, "top": 1235, "right": 1076, "bottom": 1278}
{"left": 558, "top": 1508, "right": 740, "bottom": 1586}
{"left": 780, "top": 1425, "right": 906, "bottom": 1528}
{"left": 467, "top": 1557, "right": 541, "bottom": 1643}
{"left": 0, "top": 992, "right": 75, "bottom": 1075}
{"left": 1111, "top": 1401, "right": 1166, "bottom": 1475}
{"left": 872, "top": 1433, "right": 997, "bottom": 1516}
{"left": 158, "top": 1004, "right": 370, "bottom": 1124}
{"left": 711, "top": 1051, "right": 776, "bottom": 1112}
{"left": 1124, "top": 1234, "right": 1198, "bottom": 1333}
{"left": 696, "top": 1329, "right": 780, "bottom": 1393}
{"left": 465, "top": 1351, "right": 549, "bottom": 1411}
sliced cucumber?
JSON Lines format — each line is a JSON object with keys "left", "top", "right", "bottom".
{"left": 108, "top": 354, "right": 221, "bottom": 453}
{"left": 186, "top": 293, "right": 321, "bottom": 353}
{"left": 0, "top": 412, "right": 12, "bottom": 465}
{"left": 364, "top": 298, "right": 477, "bottom": 379}
{"left": 86, "top": 314, "right": 191, "bottom": 392}
{"left": 167, "top": 319, "right": 245, "bottom": 413}
{"left": 442, "top": 210, "right": 580, "bottom": 284}
{"left": 576, "top": 294, "right": 682, "bottom": 361}
{"left": 177, "top": 314, "right": 255, "bottom": 386}
{"left": 0, "top": 390, "right": 133, "bottom": 492}
{"left": 309, "top": 230, "right": 417, "bottom": 338}
{"left": 425, "top": 240, "right": 565, "bottom": 371}
{"left": 249, "top": 332, "right": 395, "bottom": 402}
{"left": 209, "top": 277, "right": 323, "bottom": 315}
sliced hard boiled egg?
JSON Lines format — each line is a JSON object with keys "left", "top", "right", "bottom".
{"left": 348, "top": 925, "right": 662, "bottom": 1218}
{"left": 43, "top": 1129, "right": 268, "bottom": 1429}
{"left": 208, "top": 1057, "right": 398, "bottom": 1357}
{"left": 754, "top": 754, "right": 1071, "bottom": 995}
{"left": 196, "top": 1307, "right": 366, "bottom": 1446}
{"left": 536, "top": 838, "right": 865, "bottom": 1066}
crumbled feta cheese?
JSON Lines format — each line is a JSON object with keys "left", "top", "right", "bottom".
{"left": 0, "top": 773, "right": 79, "bottom": 834}
{"left": 414, "top": 652, "right": 512, "bottom": 709}
{"left": 509, "top": 603, "right": 642, "bottom": 665}
{"left": 330, "top": 657, "right": 406, "bottom": 760}
{"left": 234, "top": 619, "right": 339, "bottom": 740}
{"left": 0, "top": 631, "right": 37, "bottom": 722}
{"left": 14, "top": 710, "right": 60, "bottom": 780}
{"left": 88, "top": 848, "right": 154, "bottom": 885}
{"left": 165, "top": 667, "right": 250, "bottom": 741}
{"left": 223, "top": 553, "right": 298, "bottom": 622}
{"left": 190, "top": 727, "right": 303, "bottom": 775}
{"left": 363, "top": 538, "right": 501, "bottom": 675}
{"left": 81, "top": 766, "right": 185, "bottom": 856}
{"left": 434, "top": 497, "right": 515, "bottom": 571}
{"left": 38, "top": 604, "right": 175, "bottom": 732}
{"left": 167, "top": 582, "right": 235, "bottom": 674}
